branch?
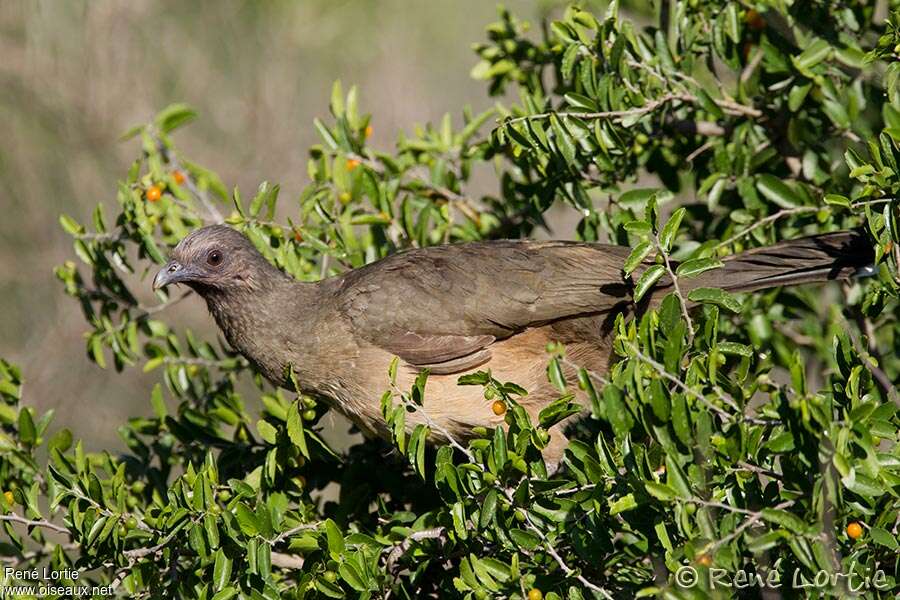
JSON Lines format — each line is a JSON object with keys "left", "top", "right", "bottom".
{"left": 389, "top": 381, "right": 477, "bottom": 463}
{"left": 384, "top": 527, "right": 446, "bottom": 574}
{"left": 0, "top": 513, "right": 69, "bottom": 535}
{"left": 157, "top": 140, "right": 224, "bottom": 225}
{"left": 515, "top": 506, "right": 613, "bottom": 599}
{"left": 697, "top": 500, "right": 794, "bottom": 556}
{"left": 624, "top": 342, "right": 740, "bottom": 418}
{"left": 715, "top": 207, "right": 819, "bottom": 250}
{"left": 653, "top": 234, "right": 695, "bottom": 342}
{"left": 269, "top": 522, "right": 321, "bottom": 546}
{"left": 502, "top": 91, "right": 761, "bottom": 131}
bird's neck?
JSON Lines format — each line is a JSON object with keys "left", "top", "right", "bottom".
{"left": 200, "top": 275, "right": 318, "bottom": 386}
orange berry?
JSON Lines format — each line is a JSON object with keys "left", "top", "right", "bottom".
{"left": 745, "top": 9, "right": 766, "bottom": 31}
{"left": 698, "top": 554, "right": 712, "bottom": 566}
{"left": 846, "top": 522, "right": 863, "bottom": 540}
{"left": 293, "top": 230, "right": 303, "bottom": 243}
{"left": 3, "top": 491, "right": 13, "bottom": 505}
{"left": 346, "top": 159, "right": 360, "bottom": 171}
{"left": 172, "top": 170, "right": 186, "bottom": 185}
{"left": 145, "top": 185, "right": 162, "bottom": 202}
{"left": 527, "top": 589, "right": 543, "bottom": 600}
{"left": 491, "top": 400, "right": 507, "bottom": 416}
{"left": 365, "top": 125, "right": 373, "bottom": 138}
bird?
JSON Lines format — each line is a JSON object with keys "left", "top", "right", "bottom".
{"left": 152, "top": 225, "right": 872, "bottom": 470}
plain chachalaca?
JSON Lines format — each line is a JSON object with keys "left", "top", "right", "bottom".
{"left": 152, "top": 225, "right": 872, "bottom": 468}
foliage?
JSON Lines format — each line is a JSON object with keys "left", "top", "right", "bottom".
{"left": 3, "top": 1, "right": 900, "bottom": 598}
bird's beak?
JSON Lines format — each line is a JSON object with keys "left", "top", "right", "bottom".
{"left": 153, "top": 260, "right": 187, "bottom": 291}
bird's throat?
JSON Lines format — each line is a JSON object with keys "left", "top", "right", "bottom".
{"left": 201, "top": 280, "right": 317, "bottom": 387}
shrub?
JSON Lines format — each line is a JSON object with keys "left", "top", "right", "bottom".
{"left": 3, "top": 2, "right": 900, "bottom": 598}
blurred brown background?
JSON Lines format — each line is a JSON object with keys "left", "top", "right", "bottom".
{"left": 0, "top": 0, "right": 581, "bottom": 447}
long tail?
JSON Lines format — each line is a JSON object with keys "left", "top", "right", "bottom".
{"left": 650, "top": 230, "right": 874, "bottom": 303}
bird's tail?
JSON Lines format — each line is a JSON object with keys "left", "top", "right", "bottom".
{"left": 650, "top": 229, "right": 874, "bottom": 303}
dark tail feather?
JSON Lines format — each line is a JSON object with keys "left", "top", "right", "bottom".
{"left": 653, "top": 230, "right": 874, "bottom": 302}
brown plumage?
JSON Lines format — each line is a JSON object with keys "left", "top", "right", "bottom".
{"left": 153, "top": 226, "right": 872, "bottom": 469}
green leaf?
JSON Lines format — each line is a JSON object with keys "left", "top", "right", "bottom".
{"left": 619, "top": 188, "right": 663, "bottom": 210}
{"left": 793, "top": 39, "right": 832, "bottom": 72}
{"left": 235, "top": 504, "right": 258, "bottom": 536}
{"left": 479, "top": 489, "right": 498, "bottom": 529}
{"left": 339, "top": 561, "right": 368, "bottom": 592}
{"left": 760, "top": 508, "right": 806, "bottom": 534}
{"left": 756, "top": 175, "right": 802, "bottom": 208}
{"left": 842, "top": 472, "right": 884, "bottom": 497}
{"left": 325, "top": 518, "right": 345, "bottom": 558}
{"left": 59, "top": 214, "right": 84, "bottom": 235}
{"left": 687, "top": 287, "right": 742, "bottom": 313}
{"left": 634, "top": 265, "right": 666, "bottom": 302}
{"left": 645, "top": 481, "right": 678, "bottom": 501}
{"left": 550, "top": 114, "right": 576, "bottom": 166}
{"left": 17, "top": 408, "right": 36, "bottom": 445}
{"left": 824, "top": 194, "right": 851, "bottom": 208}
{"left": 156, "top": 103, "right": 197, "bottom": 133}
{"left": 509, "top": 529, "right": 541, "bottom": 550}
{"left": 609, "top": 493, "right": 637, "bottom": 515}
{"left": 676, "top": 257, "right": 723, "bottom": 278}
{"left": 150, "top": 384, "right": 167, "bottom": 418}
{"left": 623, "top": 240, "right": 653, "bottom": 275}
{"left": 256, "top": 420, "right": 278, "bottom": 445}
{"left": 659, "top": 208, "right": 686, "bottom": 252}
{"left": 211, "top": 588, "right": 238, "bottom": 600}
{"left": 287, "top": 400, "right": 309, "bottom": 459}
{"left": 870, "top": 527, "right": 899, "bottom": 550}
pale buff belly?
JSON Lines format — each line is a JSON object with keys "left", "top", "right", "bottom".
{"left": 324, "top": 327, "right": 612, "bottom": 443}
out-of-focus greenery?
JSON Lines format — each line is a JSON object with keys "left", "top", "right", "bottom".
{"left": 0, "top": 0, "right": 545, "bottom": 445}
{"left": 3, "top": 1, "right": 900, "bottom": 598}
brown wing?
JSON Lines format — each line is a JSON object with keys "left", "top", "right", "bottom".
{"left": 378, "top": 332, "right": 495, "bottom": 374}
{"left": 334, "top": 240, "right": 632, "bottom": 372}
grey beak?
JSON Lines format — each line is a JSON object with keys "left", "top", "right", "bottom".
{"left": 153, "top": 261, "right": 184, "bottom": 291}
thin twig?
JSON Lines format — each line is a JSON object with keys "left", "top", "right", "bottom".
{"left": 698, "top": 500, "right": 795, "bottom": 555}
{"left": 654, "top": 234, "right": 695, "bottom": 342}
{"left": 390, "top": 382, "right": 476, "bottom": 463}
{"left": 840, "top": 312, "right": 899, "bottom": 406}
{"left": 159, "top": 142, "right": 224, "bottom": 224}
{"left": 269, "top": 522, "right": 321, "bottom": 546}
{"left": 0, "top": 513, "right": 69, "bottom": 535}
{"left": 715, "top": 207, "right": 819, "bottom": 250}
{"left": 624, "top": 342, "right": 740, "bottom": 417}
{"left": 384, "top": 527, "right": 446, "bottom": 574}
{"left": 516, "top": 506, "right": 613, "bottom": 599}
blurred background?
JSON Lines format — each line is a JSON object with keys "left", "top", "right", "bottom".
{"left": 0, "top": 0, "right": 594, "bottom": 448}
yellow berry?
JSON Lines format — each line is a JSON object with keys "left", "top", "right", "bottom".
{"left": 528, "top": 589, "right": 543, "bottom": 600}
{"left": 491, "top": 400, "right": 507, "bottom": 416}
{"left": 3, "top": 491, "right": 13, "bottom": 505}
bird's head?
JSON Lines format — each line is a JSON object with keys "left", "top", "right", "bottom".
{"left": 152, "top": 225, "right": 280, "bottom": 294}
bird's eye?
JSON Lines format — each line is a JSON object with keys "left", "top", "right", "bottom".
{"left": 207, "top": 249, "right": 223, "bottom": 267}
